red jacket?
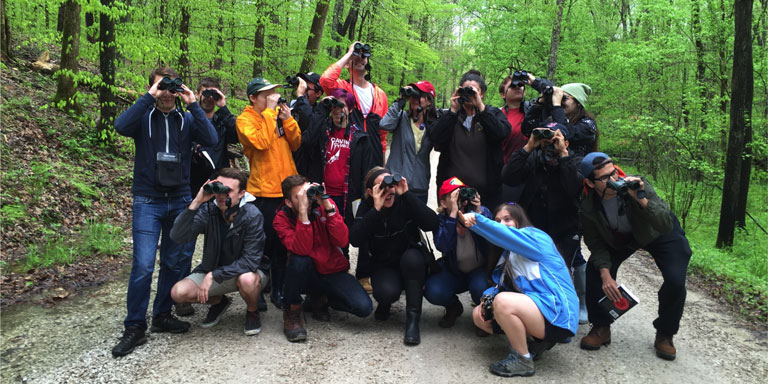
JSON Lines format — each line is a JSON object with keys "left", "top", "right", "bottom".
{"left": 273, "top": 200, "right": 350, "bottom": 274}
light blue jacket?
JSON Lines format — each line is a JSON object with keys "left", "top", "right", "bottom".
{"left": 471, "top": 214, "right": 578, "bottom": 334}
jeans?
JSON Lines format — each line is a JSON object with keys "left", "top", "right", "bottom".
{"left": 283, "top": 255, "right": 372, "bottom": 317}
{"left": 586, "top": 214, "right": 692, "bottom": 335}
{"left": 424, "top": 260, "right": 488, "bottom": 306}
{"left": 254, "top": 197, "right": 286, "bottom": 303}
{"left": 124, "top": 195, "right": 195, "bottom": 330}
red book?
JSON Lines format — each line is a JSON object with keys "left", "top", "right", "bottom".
{"left": 598, "top": 284, "right": 639, "bottom": 320}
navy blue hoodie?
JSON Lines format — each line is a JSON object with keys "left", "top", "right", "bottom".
{"left": 114, "top": 93, "right": 217, "bottom": 198}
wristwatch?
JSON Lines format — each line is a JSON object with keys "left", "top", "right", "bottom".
{"left": 325, "top": 208, "right": 336, "bottom": 214}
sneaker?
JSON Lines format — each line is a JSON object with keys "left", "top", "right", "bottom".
{"left": 654, "top": 333, "right": 677, "bottom": 361}
{"left": 489, "top": 351, "right": 535, "bottom": 377}
{"left": 244, "top": 310, "right": 262, "bottom": 336}
{"left": 528, "top": 339, "right": 556, "bottom": 361}
{"left": 112, "top": 326, "right": 148, "bottom": 357}
{"left": 438, "top": 300, "right": 463, "bottom": 328}
{"left": 201, "top": 296, "right": 231, "bottom": 328}
{"left": 175, "top": 302, "right": 195, "bottom": 317}
{"left": 150, "top": 312, "right": 191, "bottom": 334}
{"left": 580, "top": 324, "right": 611, "bottom": 350}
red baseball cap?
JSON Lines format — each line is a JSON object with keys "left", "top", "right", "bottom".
{"left": 439, "top": 177, "right": 466, "bottom": 198}
{"left": 408, "top": 81, "right": 436, "bottom": 98}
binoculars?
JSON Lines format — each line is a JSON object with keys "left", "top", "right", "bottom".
{"left": 322, "top": 97, "right": 345, "bottom": 109}
{"left": 201, "top": 89, "right": 221, "bottom": 101}
{"left": 284, "top": 76, "right": 300, "bottom": 88}
{"left": 400, "top": 87, "right": 420, "bottom": 98}
{"left": 204, "top": 181, "right": 230, "bottom": 194}
{"left": 481, "top": 293, "right": 496, "bottom": 321}
{"left": 353, "top": 42, "right": 372, "bottom": 57}
{"left": 532, "top": 128, "right": 555, "bottom": 139}
{"left": 277, "top": 96, "right": 287, "bottom": 105}
{"left": 380, "top": 174, "right": 402, "bottom": 188}
{"left": 307, "top": 184, "right": 325, "bottom": 198}
{"left": 157, "top": 77, "right": 184, "bottom": 93}
{"left": 511, "top": 70, "right": 529, "bottom": 86}
{"left": 457, "top": 86, "right": 475, "bottom": 103}
{"left": 459, "top": 187, "right": 477, "bottom": 201}
{"left": 607, "top": 178, "right": 646, "bottom": 199}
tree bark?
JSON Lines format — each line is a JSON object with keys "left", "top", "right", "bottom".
{"left": 692, "top": 0, "right": 707, "bottom": 131}
{"left": 252, "top": 1, "right": 266, "bottom": 77}
{"left": 53, "top": 0, "right": 82, "bottom": 113}
{"left": 85, "top": 12, "right": 98, "bottom": 44}
{"left": 329, "top": 0, "right": 344, "bottom": 57}
{"left": 716, "top": 0, "right": 754, "bottom": 248}
{"left": 340, "top": 0, "right": 361, "bottom": 42}
{"left": 213, "top": 1, "right": 225, "bottom": 74}
{"left": 97, "top": 0, "right": 117, "bottom": 147}
{"left": 179, "top": 4, "right": 191, "bottom": 80}
{"left": 547, "top": 0, "right": 566, "bottom": 81}
{"left": 1, "top": 0, "right": 13, "bottom": 62}
{"left": 300, "top": 0, "right": 331, "bottom": 74}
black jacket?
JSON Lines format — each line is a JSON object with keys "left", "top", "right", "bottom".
{"left": 522, "top": 94, "right": 596, "bottom": 157}
{"left": 190, "top": 106, "right": 238, "bottom": 194}
{"left": 291, "top": 96, "right": 325, "bottom": 183}
{"left": 170, "top": 194, "right": 268, "bottom": 283}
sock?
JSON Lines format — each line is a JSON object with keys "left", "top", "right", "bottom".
{"left": 521, "top": 353, "right": 531, "bottom": 359}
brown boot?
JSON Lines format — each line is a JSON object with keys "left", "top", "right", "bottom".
{"left": 283, "top": 304, "right": 307, "bottom": 342}
{"left": 654, "top": 333, "right": 677, "bottom": 361}
{"left": 311, "top": 294, "right": 330, "bottom": 322}
{"left": 580, "top": 325, "right": 611, "bottom": 350}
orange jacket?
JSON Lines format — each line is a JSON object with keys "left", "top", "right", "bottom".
{"left": 320, "top": 63, "right": 389, "bottom": 150}
{"left": 236, "top": 106, "right": 301, "bottom": 197}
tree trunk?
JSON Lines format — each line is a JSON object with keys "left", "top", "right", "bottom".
{"left": 53, "top": 0, "right": 82, "bottom": 113}
{"left": 1, "top": 0, "right": 13, "bottom": 62}
{"left": 300, "top": 0, "right": 330, "bottom": 74}
{"left": 213, "top": 0, "right": 225, "bottom": 74}
{"left": 179, "top": 4, "right": 190, "bottom": 80}
{"left": 547, "top": 0, "right": 566, "bottom": 81}
{"left": 692, "top": 0, "right": 707, "bottom": 131}
{"left": 341, "top": 0, "right": 361, "bottom": 42}
{"left": 716, "top": 0, "right": 754, "bottom": 248}
{"left": 330, "top": 0, "right": 345, "bottom": 57}
{"left": 252, "top": 1, "right": 266, "bottom": 77}
{"left": 85, "top": 12, "right": 98, "bottom": 44}
{"left": 97, "top": 0, "right": 116, "bottom": 147}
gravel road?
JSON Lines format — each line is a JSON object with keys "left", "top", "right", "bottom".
{"left": 2, "top": 153, "right": 767, "bottom": 383}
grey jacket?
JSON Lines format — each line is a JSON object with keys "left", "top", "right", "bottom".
{"left": 380, "top": 102, "right": 434, "bottom": 195}
{"left": 170, "top": 192, "right": 268, "bottom": 283}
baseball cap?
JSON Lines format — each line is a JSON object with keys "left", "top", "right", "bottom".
{"left": 439, "top": 177, "right": 467, "bottom": 198}
{"left": 539, "top": 122, "right": 571, "bottom": 140}
{"left": 580, "top": 152, "right": 612, "bottom": 178}
{"left": 408, "top": 81, "right": 436, "bottom": 98}
{"left": 298, "top": 72, "right": 322, "bottom": 89}
{"left": 247, "top": 77, "right": 281, "bottom": 96}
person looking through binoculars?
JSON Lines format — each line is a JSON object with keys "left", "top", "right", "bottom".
{"left": 289, "top": 72, "right": 326, "bottom": 183}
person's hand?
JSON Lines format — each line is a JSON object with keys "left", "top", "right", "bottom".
{"left": 524, "top": 130, "right": 546, "bottom": 152}
{"left": 470, "top": 85, "right": 485, "bottom": 112}
{"left": 449, "top": 88, "right": 461, "bottom": 113}
{"left": 148, "top": 78, "right": 162, "bottom": 98}
{"left": 197, "top": 272, "right": 214, "bottom": 304}
{"left": 296, "top": 77, "right": 307, "bottom": 97}
{"left": 266, "top": 93, "right": 280, "bottom": 110}
{"left": 600, "top": 269, "right": 622, "bottom": 302}
{"left": 179, "top": 84, "right": 196, "bottom": 105}
{"left": 471, "top": 192, "right": 482, "bottom": 213}
{"left": 623, "top": 176, "right": 647, "bottom": 205}
{"left": 551, "top": 86, "right": 564, "bottom": 107}
{"left": 190, "top": 179, "right": 215, "bottom": 210}
{"left": 552, "top": 129, "right": 568, "bottom": 158}
{"left": 447, "top": 189, "right": 460, "bottom": 217}
{"left": 348, "top": 41, "right": 361, "bottom": 55}
{"left": 371, "top": 183, "right": 386, "bottom": 211}
{"left": 526, "top": 72, "right": 536, "bottom": 85}
{"left": 395, "top": 176, "right": 409, "bottom": 195}
{"left": 457, "top": 211, "right": 477, "bottom": 228}
{"left": 214, "top": 88, "right": 226, "bottom": 108}
{"left": 277, "top": 101, "right": 292, "bottom": 120}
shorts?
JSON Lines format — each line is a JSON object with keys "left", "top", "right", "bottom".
{"left": 186, "top": 270, "right": 268, "bottom": 297}
{"left": 491, "top": 319, "right": 574, "bottom": 342}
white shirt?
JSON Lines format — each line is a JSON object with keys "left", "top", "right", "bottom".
{"left": 353, "top": 83, "right": 374, "bottom": 116}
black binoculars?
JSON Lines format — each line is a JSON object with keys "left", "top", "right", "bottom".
{"left": 532, "top": 128, "right": 555, "bottom": 139}
{"left": 381, "top": 174, "right": 402, "bottom": 188}
{"left": 157, "top": 77, "right": 184, "bottom": 93}
{"left": 307, "top": 184, "right": 325, "bottom": 198}
{"left": 481, "top": 293, "right": 496, "bottom": 321}
{"left": 511, "top": 70, "right": 529, "bottom": 87}
{"left": 353, "top": 42, "right": 372, "bottom": 57}
{"left": 607, "top": 178, "right": 646, "bottom": 199}
{"left": 204, "top": 181, "right": 230, "bottom": 194}
{"left": 457, "top": 86, "right": 475, "bottom": 103}
{"left": 459, "top": 187, "right": 477, "bottom": 201}
{"left": 284, "top": 76, "right": 300, "bottom": 88}
{"left": 322, "top": 98, "right": 345, "bottom": 109}
{"left": 202, "top": 89, "right": 221, "bottom": 101}
{"left": 400, "top": 87, "right": 420, "bottom": 98}
{"left": 277, "top": 96, "right": 287, "bottom": 105}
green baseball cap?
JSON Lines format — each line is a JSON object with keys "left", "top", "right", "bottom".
{"left": 246, "top": 77, "right": 281, "bottom": 96}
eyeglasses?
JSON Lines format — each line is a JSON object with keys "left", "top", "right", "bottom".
{"left": 592, "top": 169, "right": 618, "bottom": 183}
{"left": 508, "top": 83, "right": 524, "bottom": 89}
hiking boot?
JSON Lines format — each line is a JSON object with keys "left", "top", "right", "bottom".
{"left": 310, "top": 294, "right": 330, "bottom": 322}
{"left": 489, "top": 351, "right": 535, "bottom": 377}
{"left": 150, "top": 312, "right": 191, "bottom": 334}
{"left": 257, "top": 292, "right": 267, "bottom": 312}
{"left": 438, "top": 299, "right": 463, "bottom": 328}
{"left": 374, "top": 303, "right": 391, "bottom": 321}
{"left": 580, "top": 325, "right": 611, "bottom": 350}
{"left": 244, "top": 310, "right": 262, "bottom": 336}
{"left": 358, "top": 277, "right": 373, "bottom": 294}
{"left": 283, "top": 304, "right": 307, "bottom": 342}
{"left": 174, "top": 302, "right": 195, "bottom": 317}
{"left": 654, "top": 333, "right": 677, "bottom": 361}
{"left": 528, "top": 339, "right": 556, "bottom": 361}
{"left": 111, "top": 326, "right": 148, "bottom": 358}
{"left": 201, "top": 296, "right": 231, "bottom": 328}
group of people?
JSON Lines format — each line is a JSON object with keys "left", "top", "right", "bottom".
{"left": 110, "top": 41, "right": 692, "bottom": 378}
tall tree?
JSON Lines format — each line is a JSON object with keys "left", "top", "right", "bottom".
{"left": 300, "top": 0, "right": 330, "bottom": 73}
{"left": 97, "top": 0, "right": 117, "bottom": 147}
{"left": 547, "top": 0, "right": 566, "bottom": 81}
{"left": 53, "top": 0, "right": 82, "bottom": 112}
{"left": 716, "top": 0, "right": 754, "bottom": 248}
{"left": 252, "top": 1, "right": 266, "bottom": 77}
{"left": 1, "top": 0, "right": 12, "bottom": 62}
{"left": 179, "top": 3, "right": 191, "bottom": 80}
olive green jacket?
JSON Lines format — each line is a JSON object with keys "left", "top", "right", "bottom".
{"left": 579, "top": 178, "right": 673, "bottom": 271}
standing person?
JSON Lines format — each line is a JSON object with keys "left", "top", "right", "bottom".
{"left": 169, "top": 168, "right": 268, "bottom": 335}
{"left": 273, "top": 175, "right": 373, "bottom": 342}
{"left": 236, "top": 77, "right": 301, "bottom": 308}
{"left": 319, "top": 41, "right": 388, "bottom": 154}
{"left": 578, "top": 152, "right": 691, "bottom": 361}
{"left": 380, "top": 81, "right": 441, "bottom": 203}
{"left": 462, "top": 204, "right": 578, "bottom": 377}
{"left": 111, "top": 67, "right": 217, "bottom": 357}
{"left": 423, "top": 177, "right": 492, "bottom": 330}
{"left": 291, "top": 72, "right": 325, "bottom": 183}
{"left": 349, "top": 167, "right": 439, "bottom": 345}
{"left": 523, "top": 82, "right": 597, "bottom": 157}
{"left": 428, "top": 70, "right": 511, "bottom": 209}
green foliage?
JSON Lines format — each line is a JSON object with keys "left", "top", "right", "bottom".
{"left": 1, "top": 204, "right": 27, "bottom": 225}
{"left": 27, "top": 162, "right": 53, "bottom": 197}
{"left": 23, "top": 238, "right": 78, "bottom": 270}
{"left": 22, "top": 219, "right": 126, "bottom": 270}
{"left": 82, "top": 220, "right": 124, "bottom": 256}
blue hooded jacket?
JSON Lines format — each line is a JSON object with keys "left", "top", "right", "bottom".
{"left": 470, "top": 214, "right": 578, "bottom": 334}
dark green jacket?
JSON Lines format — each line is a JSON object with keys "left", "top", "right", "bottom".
{"left": 579, "top": 178, "right": 673, "bottom": 271}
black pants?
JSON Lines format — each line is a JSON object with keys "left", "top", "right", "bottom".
{"left": 586, "top": 214, "right": 692, "bottom": 335}
{"left": 254, "top": 197, "right": 287, "bottom": 298}
{"left": 370, "top": 248, "right": 427, "bottom": 306}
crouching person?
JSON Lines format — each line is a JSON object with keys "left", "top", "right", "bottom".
{"left": 274, "top": 175, "right": 373, "bottom": 342}
{"left": 170, "top": 168, "right": 268, "bottom": 336}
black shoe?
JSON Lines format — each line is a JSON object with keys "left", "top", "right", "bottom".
{"left": 257, "top": 292, "right": 268, "bottom": 312}
{"left": 270, "top": 290, "right": 284, "bottom": 309}
{"left": 201, "top": 296, "right": 231, "bottom": 328}
{"left": 112, "top": 326, "right": 148, "bottom": 357}
{"left": 438, "top": 299, "right": 463, "bottom": 328}
{"left": 175, "top": 302, "right": 195, "bottom": 317}
{"left": 374, "top": 303, "right": 391, "bottom": 321}
{"left": 403, "top": 280, "right": 423, "bottom": 346}
{"left": 150, "top": 312, "right": 191, "bottom": 334}
{"left": 244, "top": 310, "right": 262, "bottom": 336}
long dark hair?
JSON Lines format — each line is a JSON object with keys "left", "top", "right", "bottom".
{"left": 485, "top": 203, "right": 534, "bottom": 283}
{"left": 566, "top": 101, "right": 599, "bottom": 152}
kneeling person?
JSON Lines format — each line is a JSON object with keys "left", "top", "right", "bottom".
{"left": 274, "top": 175, "right": 373, "bottom": 342}
{"left": 170, "top": 168, "right": 268, "bottom": 336}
